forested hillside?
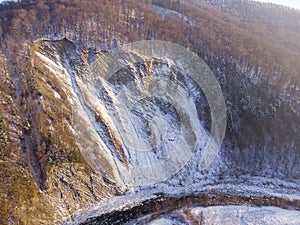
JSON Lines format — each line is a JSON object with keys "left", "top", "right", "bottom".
{"left": 0, "top": 0, "right": 299, "bottom": 224}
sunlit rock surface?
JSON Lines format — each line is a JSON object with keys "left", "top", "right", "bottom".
{"left": 29, "top": 39, "right": 300, "bottom": 224}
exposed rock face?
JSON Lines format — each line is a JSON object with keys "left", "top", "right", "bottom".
{"left": 0, "top": 35, "right": 299, "bottom": 224}
{"left": 31, "top": 39, "right": 218, "bottom": 189}
{"left": 30, "top": 39, "right": 300, "bottom": 224}
{"left": 0, "top": 39, "right": 119, "bottom": 225}
{"left": 32, "top": 38, "right": 300, "bottom": 185}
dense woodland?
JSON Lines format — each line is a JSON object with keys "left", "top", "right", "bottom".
{"left": 0, "top": 0, "right": 299, "bottom": 87}
{"left": 0, "top": 1, "right": 299, "bottom": 224}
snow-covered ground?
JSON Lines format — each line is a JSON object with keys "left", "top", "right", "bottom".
{"left": 134, "top": 205, "right": 300, "bottom": 225}
{"left": 152, "top": 5, "right": 197, "bottom": 26}
{"left": 35, "top": 40, "right": 299, "bottom": 225}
